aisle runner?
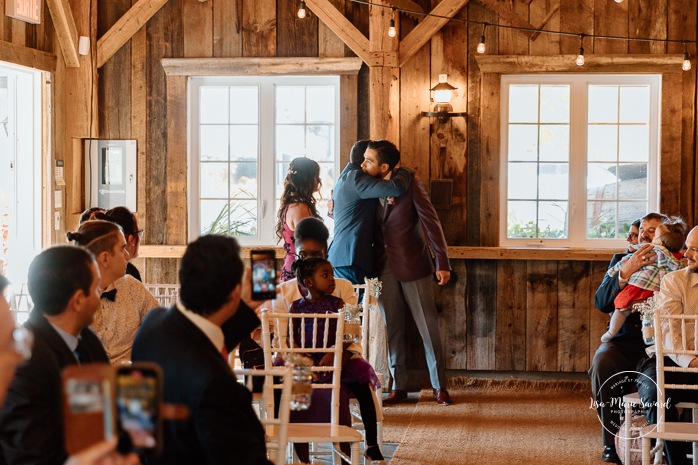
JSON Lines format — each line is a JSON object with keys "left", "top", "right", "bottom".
{"left": 382, "top": 378, "right": 600, "bottom": 465}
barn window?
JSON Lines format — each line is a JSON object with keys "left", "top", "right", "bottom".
{"left": 500, "top": 74, "right": 660, "bottom": 248}
{"left": 189, "top": 76, "right": 340, "bottom": 246}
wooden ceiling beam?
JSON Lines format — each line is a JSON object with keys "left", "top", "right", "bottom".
{"left": 305, "top": 0, "right": 371, "bottom": 64}
{"left": 398, "top": 0, "right": 470, "bottom": 67}
{"left": 477, "top": 0, "right": 535, "bottom": 39}
{"left": 0, "top": 39, "right": 57, "bottom": 72}
{"left": 45, "top": 0, "right": 80, "bottom": 67}
{"left": 97, "top": 0, "right": 170, "bottom": 68}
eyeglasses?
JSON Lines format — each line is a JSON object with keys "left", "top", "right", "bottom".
{"left": 137, "top": 229, "right": 144, "bottom": 239}
{"left": 626, "top": 232, "right": 638, "bottom": 239}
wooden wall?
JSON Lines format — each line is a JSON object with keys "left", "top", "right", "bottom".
{"left": 2, "top": 0, "right": 697, "bottom": 375}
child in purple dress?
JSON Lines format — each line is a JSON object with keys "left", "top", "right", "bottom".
{"left": 290, "top": 257, "right": 384, "bottom": 463}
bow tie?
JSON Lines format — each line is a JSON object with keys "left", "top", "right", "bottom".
{"left": 101, "top": 289, "right": 117, "bottom": 301}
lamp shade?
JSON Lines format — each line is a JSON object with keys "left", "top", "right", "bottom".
{"left": 431, "top": 74, "right": 456, "bottom": 104}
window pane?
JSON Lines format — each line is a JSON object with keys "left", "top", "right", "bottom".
{"left": 618, "top": 202, "right": 648, "bottom": 234}
{"left": 540, "top": 85, "right": 569, "bottom": 123}
{"left": 617, "top": 163, "right": 648, "bottom": 200}
{"left": 307, "top": 86, "right": 335, "bottom": 124}
{"left": 276, "top": 125, "right": 305, "bottom": 161}
{"left": 619, "top": 125, "right": 649, "bottom": 162}
{"left": 230, "top": 126, "right": 258, "bottom": 161}
{"left": 276, "top": 86, "right": 305, "bottom": 124}
{"left": 588, "top": 86, "right": 618, "bottom": 123}
{"left": 508, "top": 163, "right": 538, "bottom": 199}
{"left": 200, "top": 87, "right": 229, "bottom": 124}
{"left": 538, "top": 163, "right": 569, "bottom": 200}
{"left": 619, "top": 86, "right": 650, "bottom": 123}
{"left": 201, "top": 199, "right": 229, "bottom": 235}
{"left": 200, "top": 163, "right": 229, "bottom": 198}
{"left": 539, "top": 201, "right": 567, "bottom": 238}
{"left": 229, "top": 87, "right": 258, "bottom": 124}
{"left": 229, "top": 200, "right": 257, "bottom": 237}
{"left": 275, "top": 161, "right": 289, "bottom": 200}
{"left": 230, "top": 162, "right": 257, "bottom": 199}
{"left": 200, "top": 126, "right": 228, "bottom": 161}
{"left": 587, "top": 163, "right": 618, "bottom": 199}
{"left": 509, "top": 85, "right": 539, "bottom": 123}
{"left": 306, "top": 126, "right": 334, "bottom": 162}
{"left": 508, "top": 125, "right": 537, "bottom": 161}
{"left": 539, "top": 125, "right": 569, "bottom": 162}
{"left": 587, "top": 125, "right": 618, "bottom": 162}
{"left": 587, "top": 201, "right": 618, "bottom": 239}
{"left": 507, "top": 201, "right": 537, "bottom": 238}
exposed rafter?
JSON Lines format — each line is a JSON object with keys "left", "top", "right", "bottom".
{"left": 305, "top": 0, "right": 371, "bottom": 64}
{"left": 530, "top": 3, "right": 559, "bottom": 42}
{"left": 45, "top": 0, "right": 80, "bottom": 67}
{"left": 97, "top": 0, "right": 170, "bottom": 68}
{"left": 398, "top": 0, "right": 470, "bottom": 67}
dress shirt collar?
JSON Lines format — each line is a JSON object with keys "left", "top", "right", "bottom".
{"left": 47, "top": 320, "right": 79, "bottom": 352}
{"left": 175, "top": 300, "right": 225, "bottom": 352}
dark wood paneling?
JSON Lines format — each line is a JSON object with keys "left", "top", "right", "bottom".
{"left": 593, "top": 0, "right": 628, "bottom": 53}
{"left": 277, "top": 0, "right": 318, "bottom": 57}
{"left": 213, "top": 0, "right": 242, "bottom": 57}
{"left": 629, "top": 0, "right": 667, "bottom": 54}
{"left": 526, "top": 261, "right": 558, "bottom": 371}
{"left": 557, "top": 261, "right": 590, "bottom": 372}
{"left": 558, "top": 0, "right": 593, "bottom": 54}
{"left": 495, "top": 260, "right": 527, "bottom": 370}
{"left": 466, "top": 259, "right": 497, "bottom": 370}
{"left": 242, "top": 0, "right": 276, "bottom": 57}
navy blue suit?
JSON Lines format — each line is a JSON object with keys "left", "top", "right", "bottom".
{"left": 589, "top": 251, "right": 647, "bottom": 449}
{"left": 328, "top": 163, "right": 411, "bottom": 283}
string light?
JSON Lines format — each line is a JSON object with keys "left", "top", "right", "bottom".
{"left": 683, "top": 43, "right": 692, "bottom": 71}
{"left": 614, "top": 0, "right": 623, "bottom": 3}
{"left": 388, "top": 8, "right": 396, "bottom": 38}
{"left": 346, "top": 0, "right": 694, "bottom": 71}
{"left": 575, "top": 34, "right": 585, "bottom": 66}
{"left": 477, "top": 23, "right": 487, "bottom": 54}
{"left": 297, "top": 0, "right": 306, "bottom": 19}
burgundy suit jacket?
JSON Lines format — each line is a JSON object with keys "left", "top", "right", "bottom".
{"left": 377, "top": 175, "right": 450, "bottom": 282}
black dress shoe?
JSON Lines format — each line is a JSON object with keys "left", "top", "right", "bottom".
{"left": 383, "top": 389, "right": 408, "bottom": 405}
{"left": 601, "top": 446, "right": 621, "bottom": 464}
{"left": 434, "top": 388, "right": 453, "bottom": 405}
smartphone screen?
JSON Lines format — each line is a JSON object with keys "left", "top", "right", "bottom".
{"left": 251, "top": 249, "right": 277, "bottom": 300}
{"left": 116, "top": 364, "right": 162, "bottom": 454}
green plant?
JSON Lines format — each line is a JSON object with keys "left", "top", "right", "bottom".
{"left": 203, "top": 189, "right": 258, "bottom": 237}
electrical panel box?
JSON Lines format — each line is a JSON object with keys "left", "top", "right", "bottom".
{"left": 84, "top": 139, "right": 137, "bottom": 211}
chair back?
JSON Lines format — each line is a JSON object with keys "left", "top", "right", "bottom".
{"left": 260, "top": 309, "right": 346, "bottom": 432}
{"left": 351, "top": 278, "right": 382, "bottom": 359}
{"left": 233, "top": 367, "right": 292, "bottom": 465}
{"left": 654, "top": 311, "right": 698, "bottom": 432}
{"left": 144, "top": 284, "right": 180, "bottom": 307}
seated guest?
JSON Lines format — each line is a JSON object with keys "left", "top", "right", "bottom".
{"left": 132, "top": 235, "right": 272, "bottom": 465}
{"left": 626, "top": 218, "right": 641, "bottom": 252}
{"left": 79, "top": 207, "right": 105, "bottom": 225}
{"left": 0, "top": 246, "right": 110, "bottom": 465}
{"left": 637, "top": 225, "right": 698, "bottom": 465}
{"left": 67, "top": 220, "right": 157, "bottom": 364}
{"left": 95, "top": 207, "right": 144, "bottom": 282}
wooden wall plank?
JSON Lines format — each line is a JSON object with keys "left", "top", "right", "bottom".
{"left": 588, "top": 261, "right": 610, "bottom": 363}
{"left": 183, "top": 0, "right": 213, "bottom": 57}
{"left": 318, "top": 0, "right": 346, "bottom": 57}
{"left": 525, "top": 261, "right": 558, "bottom": 371}
{"left": 497, "top": 0, "right": 528, "bottom": 55}
{"left": 131, "top": 1, "right": 147, "bottom": 220}
{"left": 529, "top": 0, "right": 560, "bottom": 55}
{"left": 11, "top": 19, "right": 25, "bottom": 47}
{"left": 659, "top": 72, "right": 682, "bottom": 216}
{"left": 466, "top": 259, "right": 497, "bottom": 370}
{"left": 213, "top": 0, "right": 242, "bottom": 57}
{"left": 557, "top": 261, "right": 590, "bottom": 371}
{"left": 558, "top": 0, "right": 592, "bottom": 54}
{"left": 442, "top": 259, "right": 468, "bottom": 369}
{"left": 495, "top": 260, "right": 527, "bottom": 371}
{"left": 479, "top": 72, "right": 499, "bottom": 246}
{"left": 593, "top": 0, "right": 628, "bottom": 54}
{"left": 629, "top": 0, "right": 667, "bottom": 54}
{"left": 165, "top": 75, "right": 187, "bottom": 244}
{"left": 339, "top": 75, "right": 358, "bottom": 167}
{"left": 242, "top": 0, "right": 276, "bottom": 57}
{"left": 277, "top": 0, "right": 318, "bottom": 57}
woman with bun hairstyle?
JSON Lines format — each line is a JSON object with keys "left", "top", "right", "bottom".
{"left": 276, "top": 157, "right": 322, "bottom": 282}
{"left": 94, "top": 206, "right": 143, "bottom": 282}
{"left": 67, "top": 220, "right": 157, "bottom": 364}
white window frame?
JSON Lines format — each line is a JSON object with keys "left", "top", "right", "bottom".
{"left": 188, "top": 75, "right": 341, "bottom": 247}
{"left": 499, "top": 74, "right": 661, "bottom": 248}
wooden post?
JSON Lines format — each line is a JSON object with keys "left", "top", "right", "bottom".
{"left": 368, "top": 0, "right": 399, "bottom": 142}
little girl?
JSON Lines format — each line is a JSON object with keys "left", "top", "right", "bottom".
{"left": 601, "top": 221, "right": 686, "bottom": 343}
{"left": 290, "top": 257, "right": 384, "bottom": 464}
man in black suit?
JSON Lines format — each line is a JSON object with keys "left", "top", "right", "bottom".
{"left": 132, "top": 235, "right": 271, "bottom": 465}
{"left": 588, "top": 212, "right": 666, "bottom": 463}
{"left": 0, "top": 246, "right": 109, "bottom": 465}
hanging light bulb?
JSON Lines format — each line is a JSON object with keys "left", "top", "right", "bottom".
{"left": 388, "top": 8, "right": 396, "bottom": 38}
{"left": 614, "top": 0, "right": 623, "bottom": 3}
{"left": 297, "top": 1, "right": 306, "bottom": 19}
{"left": 476, "top": 23, "right": 487, "bottom": 54}
{"left": 576, "top": 35, "right": 585, "bottom": 66}
{"left": 683, "top": 43, "right": 692, "bottom": 71}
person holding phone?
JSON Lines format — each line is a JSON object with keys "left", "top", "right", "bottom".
{"left": 132, "top": 235, "right": 272, "bottom": 465}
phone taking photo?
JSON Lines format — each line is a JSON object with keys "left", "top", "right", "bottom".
{"left": 251, "top": 249, "right": 277, "bottom": 300}
{"left": 116, "top": 363, "right": 163, "bottom": 455}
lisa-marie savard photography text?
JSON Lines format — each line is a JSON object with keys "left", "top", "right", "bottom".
{"left": 589, "top": 397, "right": 672, "bottom": 410}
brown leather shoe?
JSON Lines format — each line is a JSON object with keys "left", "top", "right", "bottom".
{"left": 434, "top": 388, "right": 453, "bottom": 405}
{"left": 383, "top": 389, "right": 408, "bottom": 405}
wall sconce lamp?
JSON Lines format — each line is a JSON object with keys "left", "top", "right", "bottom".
{"left": 422, "top": 74, "right": 466, "bottom": 125}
